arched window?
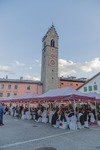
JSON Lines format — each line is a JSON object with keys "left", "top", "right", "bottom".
{"left": 51, "top": 39, "right": 55, "bottom": 47}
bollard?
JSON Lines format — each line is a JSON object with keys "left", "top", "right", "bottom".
{"left": 35, "top": 147, "right": 57, "bottom": 150}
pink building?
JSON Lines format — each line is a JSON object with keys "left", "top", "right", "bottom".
{"left": 0, "top": 76, "right": 86, "bottom": 98}
{"left": 59, "top": 76, "right": 87, "bottom": 90}
{"left": 0, "top": 77, "right": 42, "bottom": 98}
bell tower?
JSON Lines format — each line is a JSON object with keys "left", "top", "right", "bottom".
{"left": 41, "top": 25, "right": 59, "bottom": 93}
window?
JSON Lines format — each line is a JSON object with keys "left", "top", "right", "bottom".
{"left": 0, "top": 84, "right": 4, "bottom": 89}
{"left": 7, "top": 93, "right": 10, "bottom": 97}
{"left": 51, "top": 39, "right": 55, "bottom": 47}
{"left": 89, "top": 86, "right": 92, "bottom": 91}
{"left": 94, "top": 85, "right": 98, "bottom": 91}
{"left": 0, "top": 93, "right": 3, "bottom": 97}
{"left": 8, "top": 84, "right": 11, "bottom": 89}
{"left": 14, "top": 93, "right": 17, "bottom": 96}
{"left": 15, "top": 85, "right": 18, "bottom": 89}
{"left": 76, "top": 84, "right": 78, "bottom": 86}
{"left": 27, "top": 85, "right": 30, "bottom": 90}
{"left": 84, "top": 87, "right": 87, "bottom": 92}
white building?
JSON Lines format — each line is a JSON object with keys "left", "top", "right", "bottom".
{"left": 77, "top": 72, "right": 100, "bottom": 94}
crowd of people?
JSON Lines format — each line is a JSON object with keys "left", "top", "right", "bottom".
{"left": 1, "top": 102, "right": 100, "bottom": 130}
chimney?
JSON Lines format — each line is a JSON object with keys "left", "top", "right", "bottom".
{"left": 6, "top": 75, "right": 8, "bottom": 79}
{"left": 20, "top": 76, "right": 23, "bottom": 80}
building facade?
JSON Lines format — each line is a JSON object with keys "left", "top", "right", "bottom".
{"left": 60, "top": 76, "right": 87, "bottom": 90}
{"left": 77, "top": 72, "right": 100, "bottom": 94}
{"left": 41, "top": 25, "right": 59, "bottom": 93}
{"left": 0, "top": 76, "right": 86, "bottom": 98}
{"left": 0, "top": 77, "right": 42, "bottom": 98}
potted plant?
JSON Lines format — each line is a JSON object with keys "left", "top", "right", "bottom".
{"left": 97, "top": 112, "right": 100, "bottom": 126}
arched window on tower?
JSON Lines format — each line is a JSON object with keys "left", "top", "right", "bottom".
{"left": 51, "top": 39, "right": 55, "bottom": 47}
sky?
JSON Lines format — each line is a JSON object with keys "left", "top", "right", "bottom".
{"left": 0, "top": 0, "right": 100, "bottom": 81}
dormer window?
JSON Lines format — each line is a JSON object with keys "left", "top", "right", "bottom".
{"left": 51, "top": 39, "right": 55, "bottom": 47}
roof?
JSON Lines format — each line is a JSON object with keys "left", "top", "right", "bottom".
{"left": 77, "top": 72, "right": 100, "bottom": 90}
{"left": 0, "top": 78, "right": 42, "bottom": 85}
{"left": 60, "top": 77, "right": 87, "bottom": 83}
{"left": 42, "top": 24, "right": 58, "bottom": 41}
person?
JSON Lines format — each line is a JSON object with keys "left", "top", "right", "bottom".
{"left": 30, "top": 106, "right": 35, "bottom": 120}
{"left": 60, "top": 109, "right": 66, "bottom": 122}
{"left": 18, "top": 104, "right": 24, "bottom": 119}
{"left": 0, "top": 103, "right": 5, "bottom": 126}
{"left": 77, "top": 109, "right": 83, "bottom": 129}
{"left": 83, "top": 109, "right": 89, "bottom": 128}
{"left": 51, "top": 108, "right": 59, "bottom": 127}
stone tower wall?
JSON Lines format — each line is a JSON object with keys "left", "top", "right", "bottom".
{"left": 41, "top": 25, "right": 59, "bottom": 93}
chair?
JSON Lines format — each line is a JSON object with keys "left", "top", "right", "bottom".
{"left": 59, "top": 121, "right": 67, "bottom": 129}
{"left": 69, "top": 116, "right": 77, "bottom": 130}
{"left": 35, "top": 117, "right": 42, "bottom": 123}
{"left": 42, "top": 110, "right": 48, "bottom": 123}
{"left": 42, "top": 117, "right": 48, "bottom": 123}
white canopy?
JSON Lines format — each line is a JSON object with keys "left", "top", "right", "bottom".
{"left": 38, "top": 87, "right": 88, "bottom": 97}
{"left": 18, "top": 92, "right": 38, "bottom": 100}
{"left": 84, "top": 92, "right": 100, "bottom": 101}
{"left": 0, "top": 92, "right": 38, "bottom": 102}
{"left": 37, "top": 87, "right": 95, "bottom": 101}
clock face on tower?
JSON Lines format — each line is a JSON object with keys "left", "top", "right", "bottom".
{"left": 49, "top": 59, "right": 55, "bottom": 65}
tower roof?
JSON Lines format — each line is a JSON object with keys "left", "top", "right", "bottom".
{"left": 42, "top": 24, "right": 58, "bottom": 41}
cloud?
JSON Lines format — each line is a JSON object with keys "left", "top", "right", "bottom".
{"left": 79, "top": 58, "right": 100, "bottom": 72}
{"left": 35, "top": 59, "right": 39, "bottom": 63}
{"left": 24, "top": 74, "right": 40, "bottom": 81}
{"left": 15, "top": 60, "right": 25, "bottom": 66}
{"left": 59, "top": 57, "right": 100, "bottom": 76}
{"left": 0, "top": 65, "right": 13, "bottom": 74}
{"left": 29, "top": 67, "right": 32, "bottom": 70}
{"left": 59, "top": 59, "right": 76, "bottom": 76}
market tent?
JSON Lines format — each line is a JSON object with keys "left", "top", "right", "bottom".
{"left": 19, "top": 92, "right": 38, "bottom": 99}
{"left": 84, "top": 92, "right": 100, "bottom": 102}
{"left": 36, "top": 87, "right": 95, "bottom": 101}
{"left": 0, "top": 97, "right": 8, "bottom": 103}
{"left": 0, "top": 95, "right": 22, "bottom": 103}
{"left": 10, "top": 92, "right": 38, "bottom": 102}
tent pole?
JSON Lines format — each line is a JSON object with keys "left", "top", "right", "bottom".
{"left": 45, "top": 100, "right": 48, "bottom": 110}
{"left": 73, "top": 99, "right": 76, "bottom": 112}
{"left": 95, "top": 100, "right": 97, "bottom": 121}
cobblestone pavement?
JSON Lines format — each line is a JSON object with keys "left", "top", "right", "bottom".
{"left": 0, "top": 115, "right": 100, "bottom": 150}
